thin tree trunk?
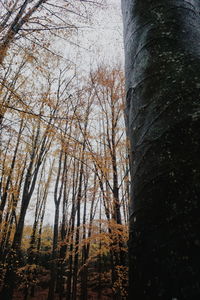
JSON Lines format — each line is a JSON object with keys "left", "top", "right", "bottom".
{"left": 66, "top": 158, "right": 80, "bottom": 300}
{"left": 58, "top": 164, "right": 70, "bottom": 300}
{"left": 80, "top": 175, "right": 88, "bottom": 300}
{"left": 48, "top": 148, "right": 66, "bottom": 300}
{"left": 0, "top": 119, "right": 23, "bottom": 226}
{"left": 72, "top": 157, "right": 84, "bottom": 300}
{"left": 47, "top": 205, "right": 60, "bottom": 300}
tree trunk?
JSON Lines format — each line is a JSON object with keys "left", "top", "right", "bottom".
{"left": 72, "top": 156, "right": 84, "bottom": 300}
{"left": 0, "top": 119, "right": 23, "bottom": 226}
{"left": 122, "top": 0, "right": 200, "bottom": 299}
{"left": 66, "top": 162, "right": 79, "bottom": 300}
{"left": 80, "top": 178, "right": 88, "bottom": 300}
{"left": 47, "top": 205, "right": 59, "bottom": 300}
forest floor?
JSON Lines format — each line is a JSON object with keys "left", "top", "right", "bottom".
{"left": 14, "top": 288, "right": 113, "bottom": 300}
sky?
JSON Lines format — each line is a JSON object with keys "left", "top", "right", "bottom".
{"left": 63, "top": 0, "right": 124, "bottom": 73}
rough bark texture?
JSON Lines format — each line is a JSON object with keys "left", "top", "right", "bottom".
{"left": 122, "top": 0, "right": 200, "bottom": 299}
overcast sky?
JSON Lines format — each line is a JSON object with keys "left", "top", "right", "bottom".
{"left": 64, "top": 0, "right": 124, "bottom": 73}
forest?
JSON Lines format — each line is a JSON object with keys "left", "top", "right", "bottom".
{"left": 1, "top": 0, "right": 200, "bottom": 300}
{"left": 0, "top": 1, "right": 128, "bottom": 300}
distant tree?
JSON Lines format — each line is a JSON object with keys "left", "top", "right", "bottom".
{"left": 122, "top": 1, "right": 200, "bottom": 299}
{"left": 90, "top": 66, "right": 128, "bottom": 299}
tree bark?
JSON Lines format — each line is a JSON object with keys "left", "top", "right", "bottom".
{"left": 122, "top": 0, "right": 200, "bottom": 299}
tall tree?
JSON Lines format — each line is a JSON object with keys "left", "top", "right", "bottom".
{"left": 122, "top": 0, "right": 200, "bottom": 299}
{"left": 90, "top": 66, "right": 128, "bottom": 299}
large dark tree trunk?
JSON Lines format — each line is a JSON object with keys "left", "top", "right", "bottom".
{"left": 122, "top": 0, "right": 200, "bottom": 299}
